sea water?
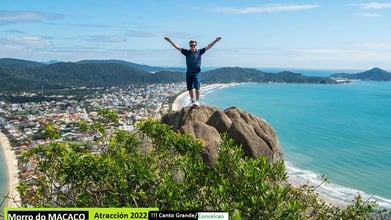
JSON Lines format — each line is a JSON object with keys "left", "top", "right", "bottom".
{"left": 201, "top": 81, "right": 391, "bottom": 208}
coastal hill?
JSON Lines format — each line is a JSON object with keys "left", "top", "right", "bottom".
{"left": 202, "top": 67, "right": 335, "bottom": 84}
{"left": 2, "top": 57, "right": 388, "bottom": 92}
{"left": 331, "top": 67, "right": 391, "bottom": 81}
{"left": 77, "top": 59, "right": 185, "bottom": 72}
{"left": 0, "top": 58, "right": 45, "bottom": 69}
{"left": 0, "top": 58, "right": 184, "bottom": 91}
{"left": 0, "top": 58, "right": 335, "bottom": 92}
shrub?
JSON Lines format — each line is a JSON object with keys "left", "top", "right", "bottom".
{"left": 18, "top": 119, "right": 390, "bottom": 219}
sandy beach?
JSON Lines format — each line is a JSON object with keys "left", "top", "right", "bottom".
{"left": 171, "top": 83, "right": 234, "bottom": 111}
{"left": 171, "top": 90, "right": 189, "bottom": 111}
{"left": 0, "top": 131, "right": 20, "bottom": 208}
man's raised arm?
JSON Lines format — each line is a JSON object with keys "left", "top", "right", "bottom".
{"left": 164, "top": 37, "right": 182, "bottom": 51}
{"left": 205, "top": 37, "right": 222, "bottom": 51}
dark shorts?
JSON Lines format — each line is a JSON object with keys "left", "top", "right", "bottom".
{"left": 186, "top": 72, "right": 200, "bottom": 90}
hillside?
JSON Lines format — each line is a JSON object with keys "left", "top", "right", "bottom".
{"left": 0, "top": 58, "right": 337, "bottom": 92}
{"left": 202, "top": 67, "right": 336, "bottom": 84}
{"left": 331, "top": 67, "right": 391, "bottom": 81}
{"left": 0, "top": 59, "right": 185, "bottom": 91}
{"left": 77, "top": 59, "right": 185, "bottom": 72}
{"left": 0, "top": 58, "right": 45, "bottom": 69}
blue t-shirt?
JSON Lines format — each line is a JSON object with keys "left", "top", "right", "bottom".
{"left": 181, "top": 48, "right": 206, "bottom": 74}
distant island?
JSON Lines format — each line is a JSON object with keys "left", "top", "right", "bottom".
{"left": 1, "top": 58, "right": 391, "bottom": 92}
{"left": 331, "top": 67, "right": 391, "bottom": 81}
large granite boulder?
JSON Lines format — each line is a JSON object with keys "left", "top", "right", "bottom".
{"left": 161, "top": 105, "right": 284, "bottom": 165}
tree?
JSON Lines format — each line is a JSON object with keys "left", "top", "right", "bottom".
{"left": 17, "top": 119, "right": 390, "bottom": 219}
{"left": 98, "top": 108, "right": 119, "bottom": 125}
{"left": 42, "top": 122, "right": 60, "bottom": 140}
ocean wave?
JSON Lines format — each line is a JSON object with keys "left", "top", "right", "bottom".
{"left": 286, "top": 161, "right": 391, "bottom": 209}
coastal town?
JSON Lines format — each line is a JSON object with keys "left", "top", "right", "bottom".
{"left": 0, "top": 82, "right": 187, "bottom": 208}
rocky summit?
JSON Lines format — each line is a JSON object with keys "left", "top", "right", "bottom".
{"left": 161, "top": 106, "right": 284, "bottom": 165}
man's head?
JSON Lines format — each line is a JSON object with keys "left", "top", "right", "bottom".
{"left": 189, "top": 40, "right": 197, "bottom": 51}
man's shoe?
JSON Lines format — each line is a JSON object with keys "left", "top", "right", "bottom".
{"left": 194, "top": 100, "right": 200, "bottom": 107}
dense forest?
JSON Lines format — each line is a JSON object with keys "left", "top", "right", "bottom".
{"left": 0, "top": 58, "right": 337, "bottom": 92}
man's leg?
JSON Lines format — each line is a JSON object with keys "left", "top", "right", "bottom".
{"left": 186, "top": 73, "right": 195, "bottom": 103}
{"left": 194, "top": 73, "right": 201, "bottom": 106}
{"left": 195, "top": 89, "right": 200, "bottom": 101}
{"left": 188, "top": 89, "right": 195, "bottom": 102}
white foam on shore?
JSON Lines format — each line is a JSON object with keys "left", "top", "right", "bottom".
{"left": 286, "top": 161, "right": 391, "bottom": 209}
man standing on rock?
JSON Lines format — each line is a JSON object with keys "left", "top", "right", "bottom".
{"left": 164, "top": 36, "right": 222, "bottom": 107}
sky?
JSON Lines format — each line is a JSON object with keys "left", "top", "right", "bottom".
{"left": 1, "top": 0, "right": 391, "bottom": 70}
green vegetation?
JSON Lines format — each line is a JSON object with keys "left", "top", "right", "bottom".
{"left": 42, "top": 122, "right": 61, "bottom": 140}
{"left": 17, "top": 116, "right": 390, "bottom": 219}
{"left": 0, "top": 60, "right": 184, "bottom": 92}
{"left": 202, "top": 67, "right": 336, "bottom": 84}
{"left": 0, "top": 58, "right": 337, "bottom": 92}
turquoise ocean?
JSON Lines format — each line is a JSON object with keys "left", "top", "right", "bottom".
{"left": 201, "top": 72, "right": 391, "bottom": 208}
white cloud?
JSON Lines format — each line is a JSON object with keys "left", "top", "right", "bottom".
{"left": 355, "top": 2, "right": 391, "bottom": 9}
{"left": 1, "top": 29, "right": 26, "bottom": 34}
{"left": 200, "top": 45, "right": 391, "bottom": 69}
{"left": 127, "top": 30, "right": 157, "bottom": 38}
{"left": 208, "top": 4, "right": 318, "bottom": 14}
{"left": 2, "top": 36, "right": 52, "bottom": 48}
{"left": 355, "top": 41, "right": 391, "bottom": 49}
{"left": 87, "top": 35, "right": 127, "bottom": 43}
{"left": 0, "top": 36, "right": 53, "bottom": 61}
{"left": 0, "top": 10, "right": 62, "bottom": 24}
{"left": 164, "top": 32, "right": 201, "bottom": 40}
{"left": 355, "top": 12, "right": 381, "bottom": 17}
